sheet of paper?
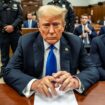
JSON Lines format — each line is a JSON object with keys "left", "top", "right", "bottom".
{"left": 34, "top": 88, "right": 78, "bottom": 105}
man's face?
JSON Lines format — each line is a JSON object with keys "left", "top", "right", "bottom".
{"left": 38, "top": 16, "right": 65, "bottom": 44}
{"left": 81, "top": 16, "right": 88, "bottom": 24}
{"left": 27, "top": 14, "right": 33, "bottom": 20}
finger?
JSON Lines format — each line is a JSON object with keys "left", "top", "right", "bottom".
{"left": 59, "top": 77, "right": 70, "bottom": 91}
{"left": 45, "top": 81, "right": 57, "bottom": 96}
{"left": 44, "top": 77, "right": 57, "bottom": 96}
{"left": 38, "top": 86, "right": 47, "bottom": 97}
{"left": 64, "top": 79, "right": 75, "bottom": 91}
{"left": 56, "top": 73, "right": 72, "bottom": 84}
{"left": 53, "top": 71, "right": 67, "bottom": 78}
{"left": 42, "top": 84, "right": 52, "bottom": 97}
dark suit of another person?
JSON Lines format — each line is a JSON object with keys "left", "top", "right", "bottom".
{"left": 99, "top": 26, "right": 105, "bottom": 35}
{"left": 23, "top": 20, "right": 37, "bottom": 28}
{"left": 90, "top": 34, "right": 105, "bottom": 80}
{"left": 99, "top": 20, "right": 105, "bottom": 26}
{"left": 74, "top": 24, "right": 97, "bottom": 41}
{"left": 0, "top": 0, "right": 23, "bottom": 77}
{"left": 3, "top": 32, "right": 99, "bottom": 95}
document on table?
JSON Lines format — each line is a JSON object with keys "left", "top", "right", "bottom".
{"left": 34, "top": 88, "right": 78, "bottom": 105}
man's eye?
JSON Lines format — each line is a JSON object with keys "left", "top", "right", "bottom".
{"left": 53, "top": 23, "right": 60, "bottom": 26}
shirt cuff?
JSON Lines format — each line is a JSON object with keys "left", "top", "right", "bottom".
{"left": 89, "top": 30, "right": 92, "bottom": 34}
{"left": 22, "top": 79, "right": 37, "bottom": 98}
{"left": 73, "top": 76, "right": 85, "bottom": 93}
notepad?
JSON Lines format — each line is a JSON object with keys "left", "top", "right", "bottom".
{"left": 34, "top": 87, "right": 78, "bottom": 105}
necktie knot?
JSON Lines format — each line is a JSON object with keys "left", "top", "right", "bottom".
{"left": 49, "top": 45, "right": 54, "bottom": 50}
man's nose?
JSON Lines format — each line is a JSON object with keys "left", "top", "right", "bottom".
{"left": 49, "top": 25, "right": 55, "bottom": 33}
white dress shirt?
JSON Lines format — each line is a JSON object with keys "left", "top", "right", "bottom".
{"left": 28, "top": 20, "right": 32, "bottom": 28}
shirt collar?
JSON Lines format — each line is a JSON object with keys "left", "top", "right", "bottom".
{"left": 43, "top": 40, "right": 60, "bottom": 50}
{"left": 28, "top": 19, "right": 32, "bottom": 22}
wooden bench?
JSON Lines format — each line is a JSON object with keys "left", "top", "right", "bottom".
{"left": 21, "top": 28, "right": 39, "bottom": 35}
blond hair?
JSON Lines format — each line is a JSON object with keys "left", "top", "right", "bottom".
{"left": 36, "top": 5, "right": 67, "bottom": 22}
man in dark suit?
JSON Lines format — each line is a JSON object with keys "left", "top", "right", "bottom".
{"left": 23, "top": 13, "right": 37, "bottom": 28}
{"left": 3, "top": 5, "right": 99, "bottom": 97}
{"left": 74, "top": 14, "right": 97, "bottom": 45}
{"left": 99, "top": 26, "right": 105, "bottom": 35}
{"left": 47, "top": 0, "right": 75, "bottom": 33}
{"left": 90, "top": 34, "right": 105, "bottom": 80}
{"left": 0, "top": 0, "right": 23, "bottom": 77}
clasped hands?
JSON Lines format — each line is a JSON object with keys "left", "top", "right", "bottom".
{"left": 31, "top": 71, "right": 80, "bottom": 97}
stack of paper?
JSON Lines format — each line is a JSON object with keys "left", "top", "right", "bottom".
{"left": 34, "top": 87, "right": 78, "bottom": 105}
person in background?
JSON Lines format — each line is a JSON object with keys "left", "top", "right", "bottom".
{"left": 98, "top": 26, "right": 105, "bottom": 35}
{"left": 74, "top": 14, "right": 97, "bottom": 46}
{"left": 90, "top": 34, "right": 105, "bottom": 80}
{"left": 32, "top": 14, "right": 37, "bottom": 21}
{"left": 74, "top": 16, "right": 80, "bottom": 28}
{"left": 99, "top": 16, "right": 105, "bottom": 26}
{"left": 3, "top": 5, "right": 99, "bottom": 97}
{"left": 23, "top": 13, "right": 37, "bottom": 28}
{"left": 0, "top": 0, "right": 23, "bottom": 77}
{"left": 47, "top": 0, "right": 75, "bottom": 33}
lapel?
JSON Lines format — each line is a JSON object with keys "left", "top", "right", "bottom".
{"left": 33, "top": 34, "right": 44, "bottom": 78}
{"left": 60, "top": 35, "right": 71, "bottom": 72}
{"left": 79, "top": 25, "right": 83, "bottom": 34}
{"left": 26, "top": 21, "right": 28, "bottom": 27}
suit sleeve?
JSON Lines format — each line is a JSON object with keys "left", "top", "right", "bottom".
{"left": 99, "top": 27, "right": 104, "bottom": 35}
{"left": 89, "top": 26, "right": 97, "bottom": 38}
{"left": 90, "top": 38, "right": 105, "bottom": 80}
{"left": 76, "top": 40, "right": 99, "bottom": 91}
{"left": 3, "top": 36, "right": 35, "bottom": 95}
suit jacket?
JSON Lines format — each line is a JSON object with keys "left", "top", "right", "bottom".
{"left": 74, "top": 24, "right": 97, "bottom": 39}
{"left": 23, "top": 20, "right": 37, "bottom": 28}
{"left": 3, "top": 32, "right": 99, "bottom": 95}
{"left": 90, "top": 34, "right": 105, "bottom": 80}
{"left": 99, "top": 26, "right": 105, "bottom": 35}
{"left": 99, "top": 20, "right": 105, "bottom": 25}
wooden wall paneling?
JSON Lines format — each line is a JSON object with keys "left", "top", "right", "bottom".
{"left": 74, "top": 6, "right": 89, "bottom": 21}
{"left": 74, "top": 4, "right": 105, "bottom": 23}
{"left": 21, "top": 0, "right": 42, "bottom": 19}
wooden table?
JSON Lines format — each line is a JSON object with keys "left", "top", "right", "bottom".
{"left": 0, "top": 82, "right": 105, "bottom": 105}
{"left": 21, "top": 28, "right": 38, "bottom": 35}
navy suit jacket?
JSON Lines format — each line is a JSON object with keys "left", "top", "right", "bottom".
{"left": 99, "top": 26, "right": 105, "bottom": 35}
{"left": 99, "top": 20, "right": 105, "bottom": 25}
{"left": 74, "top": 24, "right": 97, "bottom": 39}
{"left": 23, "top": 20, "right": 37, "bottom": 28}
{"left": 3, "top": 32, "right": 99, "bottom": 95}
{"left": 90, "top": 34, "right": 105, "bottom": 80}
